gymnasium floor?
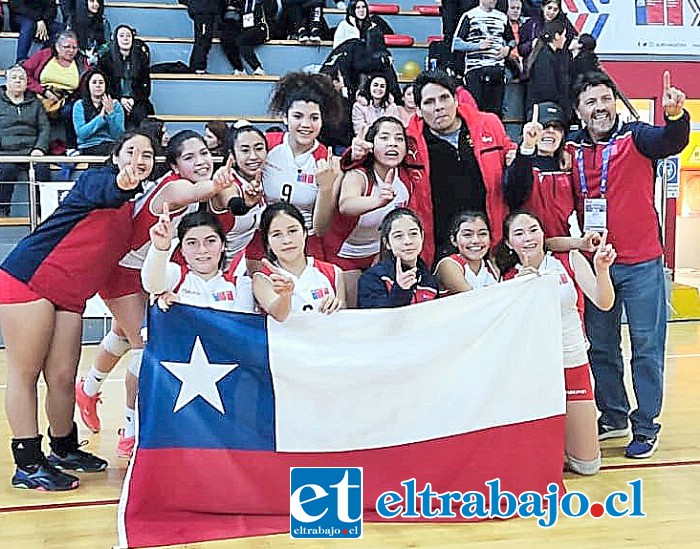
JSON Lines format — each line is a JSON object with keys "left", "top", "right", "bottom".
{"left": 0, "top": 323, "right": 699, "bottom": 549}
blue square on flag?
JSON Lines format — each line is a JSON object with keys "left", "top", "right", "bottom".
{"left": 290, "top": 468, "right": 363, "bottom": 539}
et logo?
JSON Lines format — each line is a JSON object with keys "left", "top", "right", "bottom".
{"left": 289, "top": 467, "right": 363, "bottom": 539}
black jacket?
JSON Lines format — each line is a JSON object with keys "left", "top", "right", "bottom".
{"left": 99, "top": 37, "right": 152, "bottom": 103}
{"left": 9, "top": 0, "right": 56, "bottom": 22}
{"left": 526, "top": 46, "right": 570, "bottom": 120}
{"left": 0, "top": 86, "right": 50, "bottom": 154}
{"left": 358, "top": 258, "right": 439, "bottom": 308}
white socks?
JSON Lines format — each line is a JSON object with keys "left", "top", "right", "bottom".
{"left": 83, "top": 366, "right": 107, "bottom": 397}
{"left": 124, "top": 407, "right": 136, "bottom": 439}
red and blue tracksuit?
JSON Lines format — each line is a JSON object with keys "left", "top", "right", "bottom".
{"left": 357, "top": 258, "right": 439, "bottom": 308}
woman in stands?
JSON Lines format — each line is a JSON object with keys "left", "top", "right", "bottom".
{"left": 357, "top": 208, "right": 439, "bottom": 308}
{"left": 72, "top": 69, "right": 125, "bottom": 156}
{"left": 73, "top": 0, "right": 111, "bottom": 66}
{"left": 208, "top": 124, "right": 266, "bottom": 269}
{"left": 76, "top": 130, "right": 238, "bottom": 458}
{"left": 434, "top": 211, "right": 499, "bottom": 294}
{"left": 142, "top": 208, "right": 255, "bottom": 312}
{"left": 246, "top": 72, "right": 343, "bottom": 268}
{"left": 396, "top": 83, "right": 417, "bottom": 127}
{"left": 99, "top": 25, "right": 155, "bottom": 129}
{"left": 220, "top": 0, "right": 269, "bottom": 76}
{"left": 253, "top": 202, "right": 345, "bottom": 321}
{"left": 0, "top": 131, "right": 155, "bottom": 491}
{"left": 204, "top": 120, "right": 230, "bottom": 157}
{"left": 351, "top": 75, "right": 401, "bottom": 137}
{"left": 496, "top": 210, "right": 616, "bottom": 475}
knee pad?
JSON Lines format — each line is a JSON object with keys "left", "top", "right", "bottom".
{"left": 127, "top": 348, "right": 144, "bottom": 377}
{"left": 566, "top": 452, "right": 601, "bottom": 476}
{"left": 102, "top": 331, "right": 131, "bottom": 357}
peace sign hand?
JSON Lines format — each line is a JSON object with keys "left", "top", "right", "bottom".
{"left": 395, "top": 256, "right": 418, "bottom": 290}
{"left": 262, "top": 258, "right": 295, "bottom": 297}
{"left": 593, "top": 229, "right": 617, "bottom": 271}
{"left": 212, "top": 154, "right": 236, "bottom": 192}
{"left": 662, "top": 70, "right": 685, "bottom": 118}
{"left": 376, "top": 168, "right": 396, "bottom": 207}
{"left": 243, "top": 169, "right": 264, "bottom": 207}
{"left": 522, "top": 104, "right": 544, "bottom": 150}
{"left": 116, "top": 150, "right": 143, "bottom": 190}
{"left": 150, "top": 201, "right": 174, "bottom": 251}
{"left": 351, "top": 123, "right": 373, "bottom": 162}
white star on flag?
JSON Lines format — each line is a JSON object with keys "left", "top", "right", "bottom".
{"left": 160, "top": 336, "right": 238, "bottom": 414}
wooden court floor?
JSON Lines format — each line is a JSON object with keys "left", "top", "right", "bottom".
{"left": 0, "top": 323, "right": 699, "bottom": 549}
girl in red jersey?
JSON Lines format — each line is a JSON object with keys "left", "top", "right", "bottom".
{"left": 357, "top": 208, "right": 439, "bottom": 308}
{"left": 434, "top": 211, "right": 499, "bottom": 295}
{"left": 246, "top": 72, "right": 344, "bottom": 269}
{"left": 0, "top": 131, "right": 155, "bottom": 491}
{"left": 142, "top": 207, "right": 255, "bottom": 313}
{"left": 253, "top": 202, "right": 345, "bottom": 322}
{"left": 76, "top": 130, "right": 238, "bottom": 458}
{"left": 497, "top": 210, "right": 616, "bottom": 475}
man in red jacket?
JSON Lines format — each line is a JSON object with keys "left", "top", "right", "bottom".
{"left": 350, "top": 70, "right": 514, "bottom": 264}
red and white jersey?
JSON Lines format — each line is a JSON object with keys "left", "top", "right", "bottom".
{"left": 520, "top": 252, "right": 587, "bottom": 368}
{"left": 263, "top": 133, "right": 327, "bottom": 235}
{"left": 258, "top": 257, "right": 340, "bottom": 313}
{"left": 119, "top": 171, "right": 198, "bottom": 269}
{"left": 209, "top": 171, "right": 264, "bottom": 267}
{"left": 171, "top": 265, "right": 255, "bottom": 312}
{"left": 435, "top": 254, "right": 498, "bottom": 290}
{"left": 338, "top": 169, "right": 409, "bottom": 259}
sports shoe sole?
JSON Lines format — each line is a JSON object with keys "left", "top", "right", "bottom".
{"left": 598, "top": 426, "right": 631, "bottom": 441}
{"left": 47, "top": 456, "right": 108, "bottom": 473}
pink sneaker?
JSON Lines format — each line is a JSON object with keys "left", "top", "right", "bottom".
{"left": 75, "top": 379, "right": 102, "bottom": 433}
{"left": 116, "top": 429, "right": 135, "bottom": 459}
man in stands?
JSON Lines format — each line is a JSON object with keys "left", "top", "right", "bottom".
{"left": 349, "top": 70, "right": 514, "bottom": 263}
{"left": 567, "top": 70, "right": 690, "bottom": 459}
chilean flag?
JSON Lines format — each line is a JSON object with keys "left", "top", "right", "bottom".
{"left": 118, "top": 275, "right": 566, "bottom": 548}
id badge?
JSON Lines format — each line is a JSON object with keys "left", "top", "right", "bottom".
{"left": 583, "top": 197, "right": 607, "bottom": 233}
{"left": 243, "top": 12, "right": 254, "bottom": 28}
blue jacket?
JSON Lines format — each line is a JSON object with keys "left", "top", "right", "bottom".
{"left": 358, "top": 258, "right": 439, "bottom": 308}
{"left": 73, "top": 98, "right": 125, "bottom": 151}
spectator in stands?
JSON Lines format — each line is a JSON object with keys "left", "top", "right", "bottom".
{"left": 396, "top": 83, "right": 417, "bottom": 126}
{"left": 332, "top": 0, "right": 392, "bottom": 50}
{"left": 525, "top": 20, "right": 570, "bottom": 120}
{"left": 99, "top": 25, "right": 154, "bottom": 130}
{"left": 72, "top": 69, "right": 125, "bottom": 156}
{"left": 569, "top": 33, "right": 601, "bottom": 89}
{"left": 73, "top": 0, "right": 111, "bottom": 66}
{"left": 452, "top": 0, "right": 516, "bottom": 117}
{"left": 204, "top": 120, "right": 230, "bottom": 156}
{"left": 351, "top": 75, "right": 401, "bottom": 136}
{"left": 441, "top": 0, "right": 507, "bottom": 45}
{"left": 9, "top": 0, "right": 62, "bottom": 63}
{"left": 501, "top": 0, "right": 526, "bottom": 123}
{"left": 23, "top": 30, "right": 88, "bottom": 153}
{"left": 186, "top": 0, "right": 224, "bottom": 73}
{"left": 518, "top": 0, "right": 576, "bottom": 76}
{"left": 350, "top": 70, "right": 514, "bottom": 264}
{"left": 0, "top": 65, "right": 50, "bottom": 217}
{"left": 286, "top": 0, "right": 325, "bottom": 43}
{"left": 357, "top": 208, "right": 439, "bottom": 308}
{"left": 506, "top": 0, "right": 524, "bottom": 78}
{"left": 220, "top": 0, "right": 268, "bottom": 76}
{"left": 567, "top": 71, "right": 689, "bottom": 459}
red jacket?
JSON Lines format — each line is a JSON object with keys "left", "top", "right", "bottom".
{"left": 22, "top": 48, "right": 88, "bottom": 96}
{"left": 406, "top": 103, "right": 515, "bottom": 252}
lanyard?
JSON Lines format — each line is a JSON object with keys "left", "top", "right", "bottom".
{"left": 576, "top": 133, "right": 617, "bottom": 197}
{"left": 244, "top": 0, "right": 253, "bottom": 12}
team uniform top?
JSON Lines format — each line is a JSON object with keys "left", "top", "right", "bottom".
{"left": 338, "top": 169, "right": 409, "bottom": 259}
{"left": 435, "top": 254, "right": 499, "bottom": 289}
{"left": 141, "top": 246, "right": 255, "bottom": 312}
{"left": 257, "top": 257, "right": 340, "bottom": 313}
{"left": 0, "top": 166, "right": 140, "bottom": 314}
{"left": 519, "top": 252, "right": 587, "bottom": 368}
{"left": 263, "top": 132, "right": 328, "bottom": 235}
{"left": 119, "top": 170, "right": 199, "bottom": 269}
{"left": 207, "top": 170, "right": 264, "bottom": 266}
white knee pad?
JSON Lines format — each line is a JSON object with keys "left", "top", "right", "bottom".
{"left": 127, "top": 348, "right": 144, "bottom": 378}
{"left": 102, "top": 331, "right": 131, "bottom": 357}
{"left": 566, "top": 452, "right": 601, "bottom": 476}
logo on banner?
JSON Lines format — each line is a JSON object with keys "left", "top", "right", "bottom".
{"left": 564, "top": 0, "right": 610, "bottom": 38}
{"left": 290, "top": 468, "right": 363, "bottom": 539}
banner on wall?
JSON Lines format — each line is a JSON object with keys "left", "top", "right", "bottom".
{"left": 565, "top": 0, "right": 700, "bottom": 55}
{"left": 39, "top": 181, "right": 112, "bottom": 318}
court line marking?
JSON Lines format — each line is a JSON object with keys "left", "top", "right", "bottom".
{"left": 2, "top": 461, "right": 700, "bottom": 514}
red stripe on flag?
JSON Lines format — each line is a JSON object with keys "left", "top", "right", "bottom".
{"left": 574, "top": 14, "right": 588, "bottom": 32}
{"left": 123, "top": 415, "right": 565, "bottom": 547}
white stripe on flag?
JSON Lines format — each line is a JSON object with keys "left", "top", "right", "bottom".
{"left": 268, "top": 274, "right": 565, "bottom": 452}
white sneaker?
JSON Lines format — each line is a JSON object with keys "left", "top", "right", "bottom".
{"left": 233, "top": 69, "right": 245, "bottom": 76}
{"left": 252, "top": 67, "right": 265, "bottom": 76}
